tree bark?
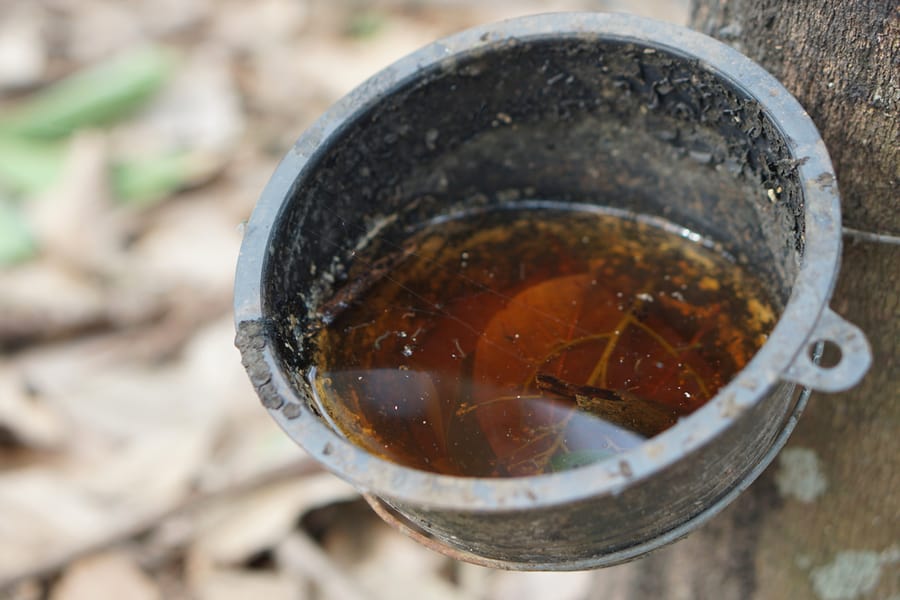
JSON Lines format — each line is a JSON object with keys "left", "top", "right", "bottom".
{"left": 587, "top": 2, "right": 899, "bottom": 599}
{"left": 691, "top": 0, "right": 899, "bottom": 234}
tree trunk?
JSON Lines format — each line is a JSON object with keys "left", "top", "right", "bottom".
{"left": 691, "top": 0, "right": 899, "bottom": 234}
{"left": 587, "top": 2, "right": 899, "bottom": 599}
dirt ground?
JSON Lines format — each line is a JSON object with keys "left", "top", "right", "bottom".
{"left": 0, "top": 1, "right": 689, "bottom": 598}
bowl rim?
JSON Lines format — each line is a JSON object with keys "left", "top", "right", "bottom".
{"left": 234, "top": 11, "right": 841, "bottom": 511}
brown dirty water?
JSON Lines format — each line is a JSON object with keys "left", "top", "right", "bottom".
{"left": 307, "top": 204, "right": 777, "bottom": 477}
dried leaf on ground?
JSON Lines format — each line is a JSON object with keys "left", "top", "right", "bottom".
{"left": 188, "top": 474, "right": 358, "bottom": 569}
{"left": 0, "top": 317, "right": 261, "bottom": 584}
{"left": 15, "top": 317, "right": 244, "bottom": 445}
{"left": 0, "top": 470, "right": 138, "bottom": 581}
{"left": 343, "top": 525, "right": 464, "bottom": 600}
{"left": 487, "top": 571, "right": 595, "bottom": 600}
{"left": 0, "top": 365, "right": 65, "bottom": 450}
{"left": 277, "top": 533, "right": 369, "bottom": 600}
{"left": 314, "top": 498, "right": 463, "bottom": 600}
{"left": 192, "top": 569, "right": 304, "bottom": 600}
{"left": 52, "top": 1, "right": 147, "bottom": 62}
{"left": 0, "top": 6, "right": 47, "bottom": 90}
{"left": 0, "top": 262, "right": 106, "bottom": 346}
{"left": 0, "top": 428, "right": 212, "bottom": 582}
{"left": 26, "top": 132, "right": 125, "bottom": 274}
{"left": 211, "top": 0, "right": 308, "bottom": 54}
{"left": 122, "top": 46, "right": 242, "bottom": 155}
{"left": 49, "top": 551, "right": 160, "bottom": 600}
{"left": 129, "top": 192, "right": 245, "bottom": 293}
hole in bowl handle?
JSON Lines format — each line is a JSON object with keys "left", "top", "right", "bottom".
{"left": 782, "top": 308, "right": 872, "bottom": 392}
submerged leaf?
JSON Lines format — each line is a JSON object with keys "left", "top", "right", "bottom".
{"left": 470, "top": 270, "right": 714, "bottom": 472}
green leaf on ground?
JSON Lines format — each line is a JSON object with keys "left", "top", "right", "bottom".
{"left": 344, "top": 11, "right": 386, "bottom": 39}
{"left": 0, "top": 133, "right": 217, "bottom": 206}
{"left": 0, "top": 46, "right": 176, "bottom": 139}
{"left": 0, "top": 135, "right": 66, "bottom": 196}
{"left": 112, "top": 150, "right": 217, "bottom": 206}
{"left": 0, "top": 199, "right": 36, "bottom": 265}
